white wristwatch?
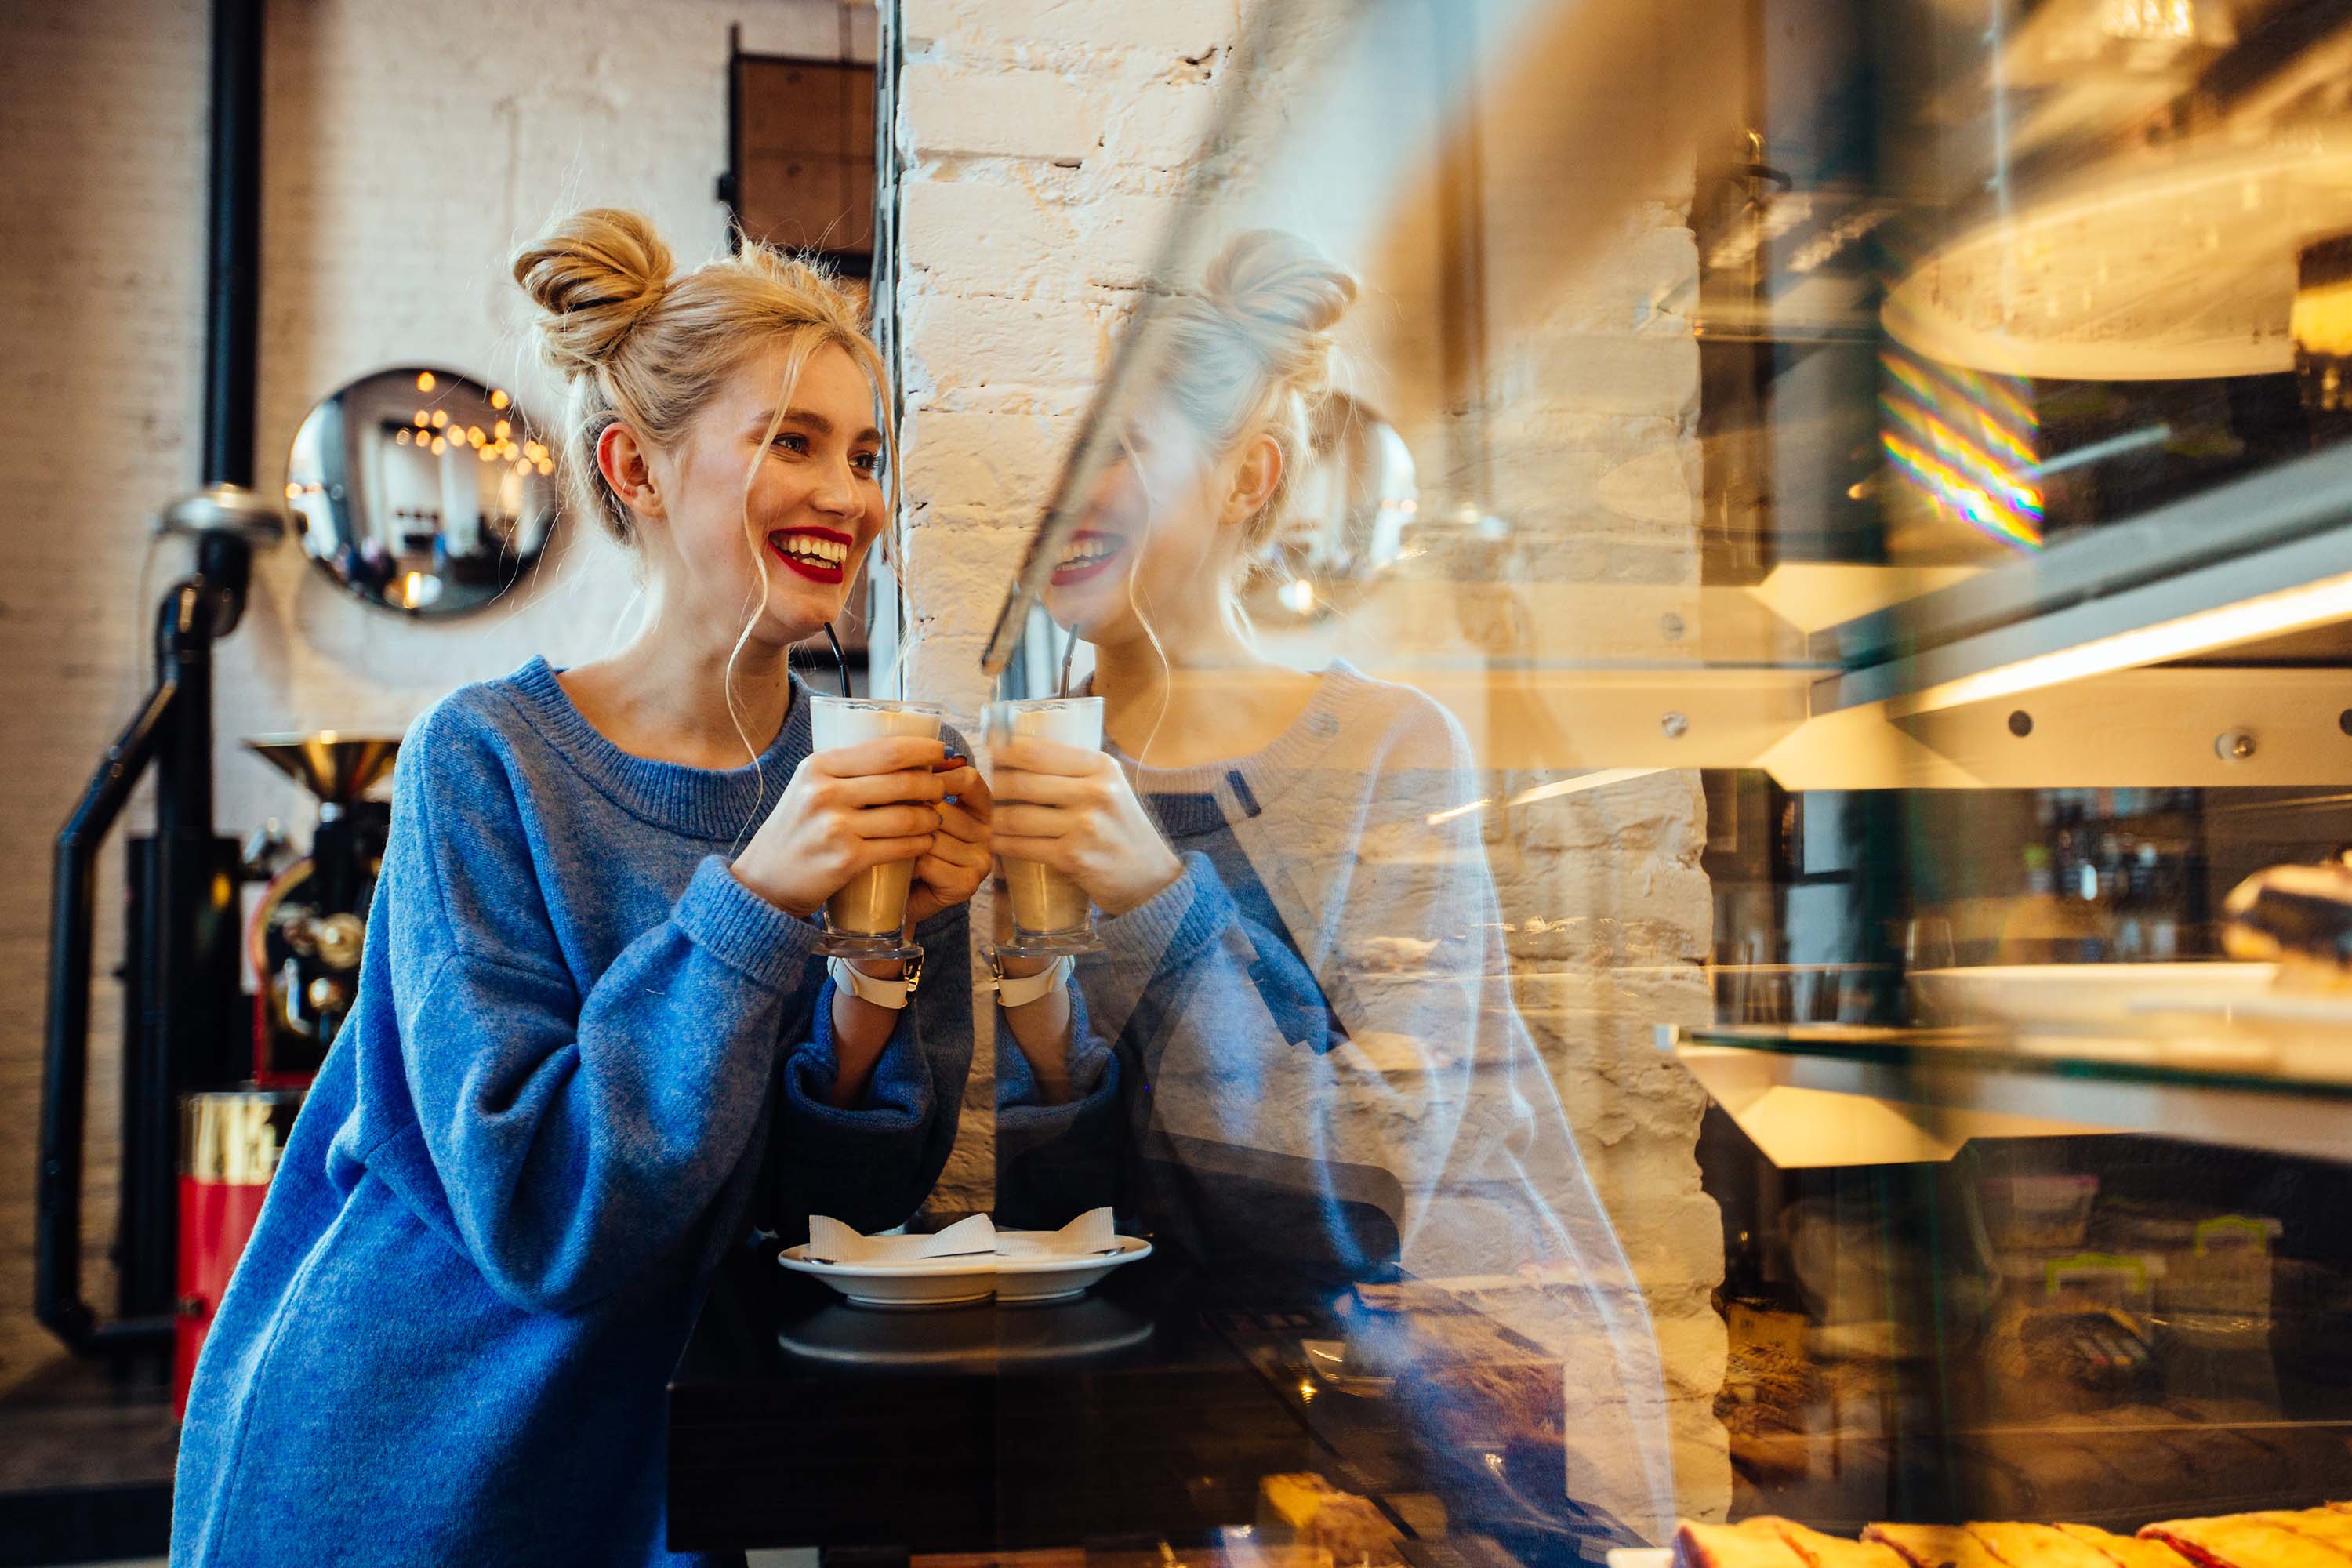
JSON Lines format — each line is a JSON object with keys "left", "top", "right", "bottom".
{"left": 828, "top": 955, "right": 921, "bottom": 1011}
{"left": 989, "top": 953, "right": 1073, "bottom": 1008}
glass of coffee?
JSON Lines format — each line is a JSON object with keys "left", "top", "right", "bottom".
{"left": 984, "top": 695, "right": 1107, "bottom": 956}
{"left": 808, "top": 695, "right": 949, "bottom": 960}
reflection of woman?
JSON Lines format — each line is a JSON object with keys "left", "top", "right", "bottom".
{"left": 991, "top": 232, "right": 1676, "bottom": 1539}
{"left": 174, "top": 210, "right": 989, "bottom": 1566}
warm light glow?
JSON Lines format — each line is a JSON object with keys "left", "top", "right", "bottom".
{"left": 535, "top": 458, "right": 553, "bottom": 476}
{"left": 396, "top": 429, "right": 411, "bottom": 445}
{"left": 492, "top": 419, "right": 510, "bottom": 440}
{"left": 1508, "top": 768, "right": 1663, "bottom": 806}
{"left": 413, "top": 410, "right": 429, "bottom": 426}
{"left": 402, "top": 572, "right": 427, "bottom": 606}
{"left": 416, "top": 371, "right": 436, "bottom": 392}
{"left": 430, "top": 436, "right": 447, "bottom": 455}
{"left": 285, "top": 482, "right": 301, "bottom": 499}
{"left": 1892, "top": 568, "right": 2352, "bottom": 717}
{"left": 466, "top": 426, "right": 484, "bottom": 446}
{"left": 430, "top": 410, "right": 449, "bottom": 430}
{"left": 489, "top": 388, "right": 510, "bottom": 410}
{"left": 1279, "top": 579, "right": 1315, "bottom": 614}
{"left": 477, "top": 444, "right": 495, "bottom": 462}
{"left": 1427, "top": 797, "right": 1494, "bottom": 826}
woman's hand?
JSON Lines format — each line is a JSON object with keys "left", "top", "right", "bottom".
{"left": 990, "top": 735, "right": 1183, "bottom": 917}
{"left": 731, "top": 735, "right": 956, "bottom": 918}
{"left": 905, "top": 760, "right": 991, "bottom": 927}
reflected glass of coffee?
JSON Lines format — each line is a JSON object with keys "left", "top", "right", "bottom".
{"left": 984, "top": 695, "right": 1107, "bottom": 956}
{"left": 809, "top": 695, "right": 948, "bottom": 960}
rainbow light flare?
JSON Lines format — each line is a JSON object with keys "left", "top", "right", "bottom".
{"left": 1877, "top": 350, "right": 2044, "bottom": 550}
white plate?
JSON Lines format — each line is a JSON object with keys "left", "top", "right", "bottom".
{"left": 991, "top": 1236, "right": 1154, "bottom": 1305}
{"left": 777, "top": 1235, "right": 1152, "bottom": 1309}
{"left": 1605, "top": 1551, "right": 1671, "bottom": 1568}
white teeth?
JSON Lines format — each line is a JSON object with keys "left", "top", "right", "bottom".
{"left": 1057, "top": 539, "right": 1120, "bottom": 569}
{"left": 776, "top": 532, "right": 848, "bottom": 568}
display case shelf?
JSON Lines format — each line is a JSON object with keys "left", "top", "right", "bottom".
{"left": 1657, "top": 1021, "right": 2352, "bottom": 1166}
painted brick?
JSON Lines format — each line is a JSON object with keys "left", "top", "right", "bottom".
{"left": 901, "top": 60, "right": 1103, "bottom": 162}
{"left": 904, "top": 0, "right": 1234, "bottom": 58}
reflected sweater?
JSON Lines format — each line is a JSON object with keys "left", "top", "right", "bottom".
{"left": 173, "top": 657, "right": 972, "bottom": 1568}
{"left": 994, "top": 661, "right": 1678, "bottom": 1541}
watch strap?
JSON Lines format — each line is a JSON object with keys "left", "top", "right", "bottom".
{"left": 992, "top": 954, "right": 1073, "bottom": 1008}
{"left": 829, "top": 956, "right": 918, "bottom": 1011}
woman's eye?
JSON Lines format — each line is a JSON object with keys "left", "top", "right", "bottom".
{"left": 852, "top": 452, "right": 880, "bottom": 476}
{"left": 771, "top": 432, "right": 808, "bottom": 455}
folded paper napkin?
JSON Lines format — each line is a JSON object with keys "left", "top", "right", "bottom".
{"left": 805, "top": 1207, "right": 1118, "bottom": 1265}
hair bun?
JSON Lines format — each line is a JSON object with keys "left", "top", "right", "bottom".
{"left": 1200, "top": 229, "right": 1359, "bottom": 385}
{"left": 511, "top": 208, "right": 677, "bottom": 378}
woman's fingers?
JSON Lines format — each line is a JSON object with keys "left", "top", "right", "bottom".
{"left": 833, "top": 766, "right": 949, "bottom": 807}
{"left": 848, "top": 803, "right": 944, "bottom": 839}
{"left": 993, "top": 803, "right": 1072, "bottom": 839}
{"left": 993, "top": 735, "right": 1101, "bottom": 777}
{"left": 990, "top": 764, "right": 1093, "bottom": 807}
{"left": 933, "top": 797, "right": 990, "bottom": 845}
{"left": 814, "top": 735, "right": 947, "bottom": 778}
{"left": 946, "top": 764, "right": 993, "bottom": 822}
{"left": 991, "top": 833, "right": 1069, "bottom": 868}
{"left": 851, "top": 834, "right": 935, "bottom": 866}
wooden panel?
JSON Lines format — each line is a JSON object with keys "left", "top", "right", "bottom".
{"left": 737, "top": 56, "right": 876, "bottom": 257}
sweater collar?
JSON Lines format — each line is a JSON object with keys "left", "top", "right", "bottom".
{"left": 1100, "top": 660, "right": 1373, "bottom": 840}
{"left": 498, "top": 655, "right": 812, "bottom": 840}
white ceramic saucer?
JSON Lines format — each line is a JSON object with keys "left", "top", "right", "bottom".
{"left": 778, "top": 1235, "right": 1151, "bottom": 1309}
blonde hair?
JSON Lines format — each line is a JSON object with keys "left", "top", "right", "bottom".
{"left": 513, "top": 207, "right": 893, "bottom": 784}
{"left": 512, "top": 206, "right": 895, "bottom": 560}
{"left": 1152, "top": 229, "right": 1359, "bottom": 572}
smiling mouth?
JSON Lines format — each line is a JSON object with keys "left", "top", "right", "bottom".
{"left": 768, "top": 528, "right": 854, "bottom": 584}
{"left": 1051, "top": 530, "right": 1127, "bottom": 586}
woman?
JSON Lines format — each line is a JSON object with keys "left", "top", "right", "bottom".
{"left": 174, "top": 209, "right": 1011, "bottom": 1566}
{"left": 989, "top": 230, "right": 1679, "bottom": 1543}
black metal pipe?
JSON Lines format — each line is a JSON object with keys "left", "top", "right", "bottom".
{"left": 200, "top": 0, "right": 265, "bottom": 489}
{"left": 37, "top": 676, "right": 176, "bottom": 1351}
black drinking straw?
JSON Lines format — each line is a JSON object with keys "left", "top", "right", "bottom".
{"left": 822, "top": 622, "right": 853, "bottom": 699}
{"left": 1058, "top": 623, "right": 1078, "bottom": 698}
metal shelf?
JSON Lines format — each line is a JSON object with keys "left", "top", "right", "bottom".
{"left": 1657, "top": 1021, "right": 2352, "bottom": 1167}
{"left": 1814, "top": 441, "right": 2352, "bottom": 715}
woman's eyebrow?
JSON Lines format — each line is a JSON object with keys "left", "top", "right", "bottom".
{"left": 753, "top": 408, "right": 884, "bottom": 445}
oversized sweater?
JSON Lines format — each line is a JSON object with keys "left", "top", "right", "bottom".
{"left": 173, "top": 657, "right": 972, "bottom": 1567}
{"left": 996, "top": 660, "right": 1678, "bottom": 1541}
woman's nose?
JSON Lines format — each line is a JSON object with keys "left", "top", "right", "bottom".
{"left": 808, "top": 459, "right": 858, "bottom": 516}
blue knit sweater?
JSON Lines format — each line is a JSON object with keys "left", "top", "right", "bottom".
{"left": 173, "top": 657, "right": 972, "bottom": 1567}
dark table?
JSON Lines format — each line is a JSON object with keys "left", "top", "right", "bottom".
{"left": 667, "top": 1242, "right": 1632, "bottom": 1566}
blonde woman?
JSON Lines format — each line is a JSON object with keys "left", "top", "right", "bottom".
{"left": 990, "top": 231, "right": 1678, "bottom": 1543}
{"left": 173, "top": 210, "right": 1002, "bottom": 1566}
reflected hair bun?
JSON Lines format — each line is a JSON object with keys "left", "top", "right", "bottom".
{"left": 1199, "top": 229, "right": 1359, "bottom": 398}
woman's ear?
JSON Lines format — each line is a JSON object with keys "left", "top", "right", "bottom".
{"left": 597, "top": 423, "right": 664, "bottom": 523}
{"left": 1220, "top": 431, "right": 1283, "bottom": 528}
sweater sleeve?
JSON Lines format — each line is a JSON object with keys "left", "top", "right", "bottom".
{"left": 379, "top": 704, "right": 823, "bottom": 1315}
{"left": 768, "top": 903, "right": 975, "bottom": 1235}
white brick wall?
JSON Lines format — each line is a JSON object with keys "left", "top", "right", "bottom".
{"left": 0, "top": 0, "right": 863, "bottom": 1394}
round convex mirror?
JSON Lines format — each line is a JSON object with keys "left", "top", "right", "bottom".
{"left": 285, "top": 367, "right": 557, "bottom": 616}
{"left": 1243, "top": 392, "right": 1419, "bottom": 625}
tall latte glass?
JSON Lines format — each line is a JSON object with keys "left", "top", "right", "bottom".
{"left": 984, "top": 695, "right": 1106, "bottom": 956}
{"left": 809, "top": 695, "right": 948, "bottom": 960}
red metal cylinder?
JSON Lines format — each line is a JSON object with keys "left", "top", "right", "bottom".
{"left": 174, "top": 1089, "right": 300, "bottom": 1418}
